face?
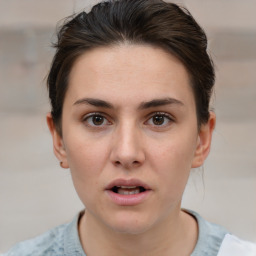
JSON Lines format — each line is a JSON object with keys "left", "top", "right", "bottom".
{"left": 48, "top": 44, "right": 215, "bottom": 235}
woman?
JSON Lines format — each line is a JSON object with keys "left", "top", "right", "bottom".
{"left": 3, "top": 0, "right": 256, "bottom": 255}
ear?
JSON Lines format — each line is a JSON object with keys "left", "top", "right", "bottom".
{"left": 46, "top": 113, "right": 69, "bottom": 169}
{"left": 192, "top": 112, "right": 216, "bottom": 168}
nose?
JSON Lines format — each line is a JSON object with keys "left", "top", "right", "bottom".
{"left": 110, "top": 122, "right": 145, "bottom": 169}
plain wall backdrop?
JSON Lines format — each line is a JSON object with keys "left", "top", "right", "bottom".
{"left": 0, "top": 0, "right": 256, "bottom": 252}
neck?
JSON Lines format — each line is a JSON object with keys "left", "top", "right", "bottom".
{"left": 78, "top": 209, "right": 198, "bottom": 256}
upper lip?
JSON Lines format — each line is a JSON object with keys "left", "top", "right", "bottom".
{"left": 105, "top": 178, "right": 151, "bottom": 190}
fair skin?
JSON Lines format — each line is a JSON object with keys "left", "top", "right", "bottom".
{"left": 47, "top": 44, "right": 216, "bottom": 256}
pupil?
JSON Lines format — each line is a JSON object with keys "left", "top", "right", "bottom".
{"left": 153, "top": 115, "right": 164, "bottom": 125}
{"left": 93, "top": 116, "right": 104, "bottom": 125}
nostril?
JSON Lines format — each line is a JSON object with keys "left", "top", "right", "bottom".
{"left": 113, "top": 159, "right": 143, "bottom": 168}
{"left": 115, "top": 161, "right": 121, "bottom": 166}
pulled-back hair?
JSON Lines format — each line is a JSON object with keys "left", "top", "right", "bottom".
{"left": 47, "top": 0, "right": 215, "bottom": 134}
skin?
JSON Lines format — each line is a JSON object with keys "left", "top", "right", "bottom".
{"left": 47, "top": 44, "right": 216, "bottom": 256}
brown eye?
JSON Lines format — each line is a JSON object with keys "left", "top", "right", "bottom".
{"left": 83, "top": 113, "right": 111, "bottom": 127}
{"left": 152, "top": 115, "right": 165, "bottom": 125}
{"left": 92, "top": 115, "right": 104, "bottom": 125}
{"left": 145, "top": 112, "right": 173, "bottom": 128}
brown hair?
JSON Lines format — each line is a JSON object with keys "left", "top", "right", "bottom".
{"left": 47, "top": 0, "right": 215, "bottom": 135}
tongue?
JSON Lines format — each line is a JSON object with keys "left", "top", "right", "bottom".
{"left": 117, "top": 187, "right": 140, "bottom": 195}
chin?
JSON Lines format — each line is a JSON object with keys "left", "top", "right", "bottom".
{"left": 104, "top": 210, "right": 156, "bottom": 235}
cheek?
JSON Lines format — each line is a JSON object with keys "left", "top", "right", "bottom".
{"left": 65, "top": 141, "right": 109, "bottom": 208}
{"left": 65, "top": 130, "right": 108, "bottom": 169}
{"left": 64, "top": 135, "right": 110, "bottom": 192}
{"left": 150, "top": 132, "right": 198, "bottom": 196}
{"left": 151, "top": 132, "right": 197, "bottom": 172}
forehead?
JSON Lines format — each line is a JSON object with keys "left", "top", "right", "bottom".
{"left": 66, "top": 44, "right": 194, "bottom": 107}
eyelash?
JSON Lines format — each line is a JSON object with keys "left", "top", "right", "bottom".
{"left": 82, "top": 112, "right": 112, "bottom": 127}
{"left": 82, "top": 112, "right": 174, "bottom": 128}
{"left": 145, "top": 112, "right": 174, "bottom": 127}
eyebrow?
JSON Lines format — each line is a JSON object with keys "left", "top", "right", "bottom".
{"left": 73, "top": 97, "right": 184, "bottom": 109}
{"left": 73, "top": 98, "right": 114, "bottom": 108}
{"left": 138, "top": 97, "right": 184, "bottom": 109}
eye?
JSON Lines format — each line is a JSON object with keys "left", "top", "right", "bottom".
{"left": 146, "top": 112, "right": 173, "bottom": 127}
{"left": 83, "top": 113, "right": 111, "bottom": 127}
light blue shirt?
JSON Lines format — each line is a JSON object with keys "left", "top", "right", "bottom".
{"left": 3, "top": 210, "right": 229, "bottom": 256}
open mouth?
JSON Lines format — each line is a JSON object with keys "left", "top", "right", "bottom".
{"left": 106, "top": 179, "right": 151, "bottom": 205}
{"left": 111, "top": 186, "right": 146, "bottom": 195}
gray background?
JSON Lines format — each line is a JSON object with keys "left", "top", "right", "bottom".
{"left": 0, "top": 0, "right": 255, "bottom": 252}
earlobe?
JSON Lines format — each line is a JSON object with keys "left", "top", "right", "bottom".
{"left": 46, "top": 113, "right": 69, "bottom": 169}
{"left": 192, "top": 112, "right": 216, "bottom": 168}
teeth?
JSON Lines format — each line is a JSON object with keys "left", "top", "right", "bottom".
{"left": 117, "top": 188, "right": 140, "bottom": 195}
{"left": 111, "top": 185, "right": 146, "bottom": 195}
{"left": 119, "top": 186, "right": 137, "bottom": 189}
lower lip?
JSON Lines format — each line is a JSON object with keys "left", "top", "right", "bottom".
{"left": 105, "top": 190, "right": 151, "bottom": 206}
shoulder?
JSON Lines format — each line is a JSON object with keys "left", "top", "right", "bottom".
{"left": 2, "top": 212, "right": 86, "bottom": 256}
{"left": 187, "top": 210, "right": 256, "bottom": 256}
{"left": 187, "top": 210, "right": 228, "bottom": 256}
{"left": 2, "top": 223, "right": 68, "bottom": 256}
